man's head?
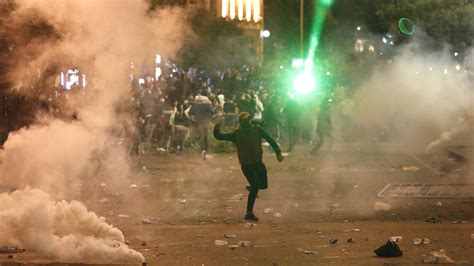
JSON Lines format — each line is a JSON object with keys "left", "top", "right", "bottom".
{"left": 238, "top": 112, "right": 251, "bottom": 128}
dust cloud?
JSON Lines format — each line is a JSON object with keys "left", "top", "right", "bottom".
{"left": 0, "top": 0, "right": 190, "bottom": 263}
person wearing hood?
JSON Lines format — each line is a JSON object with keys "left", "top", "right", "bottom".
{"left": 213, "top": 112, "right": 284, "bottom": 221}
{"left": 189, "top": 93, "right": 215, "bottom": 160}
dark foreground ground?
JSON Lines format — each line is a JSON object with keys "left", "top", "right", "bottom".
{"left": 2, "top": 143, "right": 474, "bottom": 265}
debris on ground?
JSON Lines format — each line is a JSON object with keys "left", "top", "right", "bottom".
{"left": 118, "top": 214, "right": 130, "bottom": 218}
{"left": 238, "top": 241, "right": 252, "bottom": 247}
{"left": 426, "top": 216, "right": 441, "bottom": 223}
{"left": 141, "top": 241, "right": 147, "bottom": 247}
{"left": 264, "top": 208, "right": 274, "bottom": 213}
{"left": 273, "top": 212, "right": 282, "bottom": 217}
{"left": 329, "top": 238, "right": 338, "bottom": 244}
{"left": 437, "top": 202, "right": 443, "bottom": 207}
{"left": 423, "top": 238, "right": 430, "bottom": 244}
{"left": 413, "top": 238, "right": 422, "bottom": 245}
{"left": 374, "top": 202, "right": 392, "bottom": 211}
{"left": 179, "top": 199, "right": 186, "bottom": 204}
{"left": 214, "top": 240, "right": 228, "bottom": 246}
{"left": 0, "top": 247, "right": 26, "bottom": 253}
{"left": 347, "top": 238, "right": 354, "bottom": 243}
{"left": 303, "top": 250, "right": 318, "bottom": 254}
{"left": 374, "top": 240, "right": 403, "bottom": 257}
{"left": 142, "top": 219, "right": 154, "bottom": 224}
{"left": 7, "top": 254, "right": 14, "bottom": 259}
{"left": 224, "top": 234, "right": 236, "bottom": 238}
{"left": 422, "top": 250, "right": 455, "bottom": 263}
{"left": 389, "top": 236, "right": 403, "bottom": 242}
{"left": 353, "top": 228, "right": 360, "bottom": 232}
{"left": 245, "top": 222, "right": 258, "bottom": 228}
{"left": 130, "top": 184, "right": 138, "bottom": 188}
{"left": 100, "top": 183, "right": 107, "bottom": 188}
{"left": 402, "top": 166, "right": 420, "bottom": 172}
{"left": 228, "top": 244, "right": 239, "bottom": 250}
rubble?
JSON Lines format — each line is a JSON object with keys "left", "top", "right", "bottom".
{"left": 402, "top": 166, "right": 420, "bottom": 172}
{"left": 224, "top": 234, "right": 236, "bottom": 238}
{"left": 426, "top": 216, "right": 441, "bottom": 223}
{"left": 238, "top": 241, "right": 252, "bottom": 247}
{"left": 329, "top": 238, "right": 338, "bottom": 244}
{"left": 214, "top": 240, "right": 228, "bottom": 246}
{"left": 228, "top": 244, "right": 240, "bottom": 250}
{"left": 273, "top": 212, "right": 282, "bottom": 217}
{"left": 245, "top": 222, "right": 258, "bottom": 228}
{"left": 303, "top": 250, "right": 318, "bottom": 254}
{"left": 389, "top": 236, "right": 402, "bottom": 242}
{"left": 142, "top": 219, "right": 154, "bottom": 224}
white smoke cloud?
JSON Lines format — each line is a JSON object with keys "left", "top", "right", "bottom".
{"left": 0, "top": 0, "right": 192, "bottom": 263}
{"left": 350, "top": 34, "right": 473, "bottom": 151}
{"left": 0, "top": 188, "right": 144, "bottom": 263}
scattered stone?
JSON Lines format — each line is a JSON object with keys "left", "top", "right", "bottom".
{"left": 402, "top": 166, "right": 420, "bottom": 172}
{"left": 238, "top": 241, "right": 252, "bottom": 247}
{"left": 389, "top": 236, "right": 402, "bottom": 242}
{"left": 264, "top": 208, "right": 274, "bottom": 213}
{"left": 224, "top": 234, "right": 236, "bottom": 238}
{"left": 130, "top": 184, "right": 138, "bottom": 189}
{"left": 429, "top": 250, "right": 455, "bottom": 263}
{"left": 7, "top": 254, "right": 13, "bottom": 259}
{"left": 304, "top": 250, "right": 318, "bottom": 254}
{"left": 179, "top": 199, "right": 186, "bottom": 204}
{"left": 374, "top": 202, "right": 391, "bottom": 211}
{"left": 245, "top": 222, "right": 257, "bottom": 228}
{"left": 228, "top": 244, "right": 239, "bottom": 250}
{"left": 461, "top": 221, "right": 468, "bottom": 224}
{"left": 437, "top": 202, "right": 442, "bottom": 207}
{"left": 142, "top": 219, "right": 154, "bottom": 224}
{"left": 141, "top": 241, "right": 147, "bottom": 247}
{"left": 118, "top": 214, "right": 130, "bottom": 218}
{"left": 413, "top": 238, "right": 422, "bottom": 245}
{"left": 273, "top": 212, "right": 282, "bottom": 217}
{"left": 329, "top": 238, "right": 338, "bottom": 245}
{"left": 423, "top": 238, "right": 431, "bottom": 244}
{"left": 100, "top": 183, "right": 107, "bottom": 188}
{"left": 426, "top": 216, "right": 441, "bottom": 223}
{"left": 332, "top": 203, "right": 340, "bottom": 208}
{"left": 347, "top": 238, "right": 354, "bottom": 243}
{"left": 352, "top": 229, "right": 360, "bottom": 232}
{"left": 296, "top": 248, "right": 304, "bottom": 252}
{"left": 214, "top": 240, "right": 228, "bottom": 246}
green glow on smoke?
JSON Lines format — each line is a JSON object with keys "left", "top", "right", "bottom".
{"left": 293, "top": 0, "right": 334, "bottom": 96}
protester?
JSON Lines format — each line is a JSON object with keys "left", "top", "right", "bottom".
{"left": 189, "top": 94, "right": 215, "bottom": 160}
{"left": 213, "top": 112, "right": 284, "bottom": 221}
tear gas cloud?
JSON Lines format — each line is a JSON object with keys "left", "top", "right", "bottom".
{"left": 341, "top": 33, "right": 474, "bottom": 153}
{"left": 0, "top": 0, "right": 190, "bottom": 263}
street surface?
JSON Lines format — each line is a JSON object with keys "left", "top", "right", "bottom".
{"left": 2, "top": 143, "right": 474, "bottom": 265}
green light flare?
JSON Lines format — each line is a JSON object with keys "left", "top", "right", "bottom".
{"left": 293, "top": 71, "right": 316, "bottom": 95}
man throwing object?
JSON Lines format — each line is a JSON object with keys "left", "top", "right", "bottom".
{"left": 214, "top": 112, "right": 284, "bottom": 221}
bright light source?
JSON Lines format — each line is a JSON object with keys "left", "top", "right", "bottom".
{"left": 444, "top": 68, "right": 448, "bottom": 74}
{"left": 229, "top": 0, "right": 236, "bottom": 19}
{"left": 294, "top": 72, "right": 316, "bottom": 95}
{"left": 222, "top": 0, "right": 228, "bottom": 17}
{"left": 279, "top": 65, "right": 284, "bottom": 69}
{"left": 238, "top": 0, "right": 244, "bottom": 20}
{"left": 455, "top": 64, "right": 461, "bottom": 71}
{"left": 454, "top": 52, "right": 458, "bottom": 57}
{"left": 261, "top": 29, "right": 270, "bottom": 38}
{"left": 356, "top": 26, "right": 361, "bottom": 31}
{"left": 326, "top": 71, "right": 331, "bottom": 76}
{"left": 415, "top": 71, "right": 419, "bottom": 75}
{"left": 382, "top": 37, "right": 387, "bottom": 44}
{"left": 292, "top": 58, "right": 304, "bottom": 69}
{"left": 429, "top": 67, "right": 433, "bottom": 71}
{"left": 155, "top": 54, "right": 161, "bottom": 64}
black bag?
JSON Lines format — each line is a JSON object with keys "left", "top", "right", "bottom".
{"left": 374, "top": 240, "right": 403, "bottom": 257}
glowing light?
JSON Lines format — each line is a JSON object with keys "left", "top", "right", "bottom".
{"left": 444, "top": 68, "right": 448, "bottom": 74}
{"left": 294, "top": 72, "right": 316, "bottom": 95}
{"left": 155, "top": 54, "right": 161, "bottom": 64}
{"left": 368, "top": 45, "right": 375, "bottom": 52}
{"left": 356, "top": 26, "right": 361, "bottom": 31}
{"left": 415, "top": 71, "right": 419, "bottom": 75}
{"left": 260, "top": 29, "right": 270, "bottom": 38}
{"left": 245, "top": 0, "right": 252, "bottom": 21}
{"left": 238, "top": 0, "right": 244, "bottom": 20}
{"left": 455, "top": 64, "right": 461, "bottom": 71}
{"left": 429, "top": 67, "right": 433, "bottom": 71}
{"left": 229, "top": 0, "right": 236, "bottom": 19}
{"left": 279, "top": 65, "right": 283, "bottom": 69}
{"left": 292, "top": 58, "right": 304, "bottom": 69}
{"left": 326, "top": 71, "right": 331, "bottom": 76}
{"left": 253, "top": 0, "right": 260, "bottom": 22}
{"left": 222, "top": 0, "right": 228, "bottom": 17}
{"left": 382, "top": 37, "right": 387, "bottom": 44}
{"left": 454, "top": 52, "right": 458, "bottom": 57}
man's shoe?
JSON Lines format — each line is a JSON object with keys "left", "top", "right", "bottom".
{"left": 244, "top": 212, "right": 259, "bottom": 222}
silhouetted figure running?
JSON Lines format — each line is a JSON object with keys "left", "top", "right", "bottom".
{"left": 214, "top": 112, "right": 284, "bottom": 221}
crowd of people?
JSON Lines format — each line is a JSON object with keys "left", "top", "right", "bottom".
{"left": 127, "top": 62, "right": 346, "bottom": 159}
